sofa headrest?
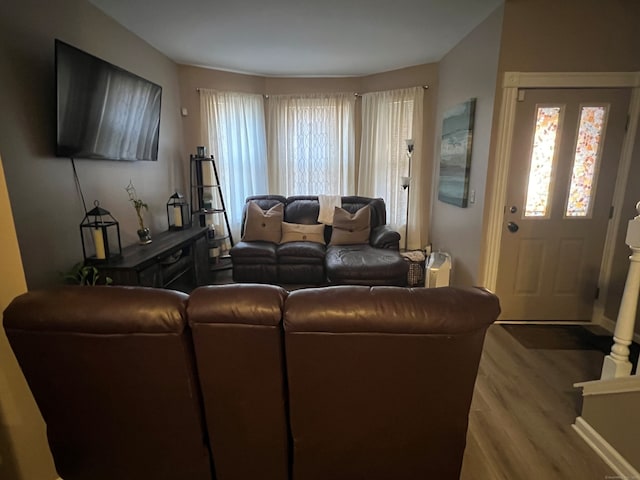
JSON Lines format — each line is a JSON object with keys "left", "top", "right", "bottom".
{"left": 244, "top": 195, "right": 287, "bottom": 210}
{"left": 188, "top": 284, "right": 288, "bottom": 327}
{"left": 284, "top": 285, "right": 500, "bottom": 334}
{"left": 242, "top": 195, "right": 387, "bottom": 228}
{"left": 283, "top": 195, "right": 386, "bottom": 228}
{"left": 283, "top": 196, "right": 321, "bottom": 225}
{"left": 3, "top": 286, "right": 189, "bottom": 334}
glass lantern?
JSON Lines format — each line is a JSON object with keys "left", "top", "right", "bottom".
{"left": 167, "top": 192, "right": 190, "bottom": 230}
{"left": 80, "top": 201, "right": 122, "bottom": 263}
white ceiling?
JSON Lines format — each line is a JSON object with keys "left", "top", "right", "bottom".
{"left": 89, "top": 0, "right": 503, "bottom": 77}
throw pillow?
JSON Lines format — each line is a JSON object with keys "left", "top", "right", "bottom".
{"left": 280, "top": 222, "right": 326, "bottom": 244}
{"left": 241, "top": 201, "right": 284, "bottom": 243}
{"left": 329, "top": 205, "right": 371, "bottom": 245}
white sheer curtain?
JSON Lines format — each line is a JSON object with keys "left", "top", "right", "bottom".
{"left": 358, "top": 87, "right": 424, "bottom": 249}
{"left": 200, "top": 89, "right": 268, "bottom": 242}
{"left": 267, "top": 93, "right": 355, "bottom": 195}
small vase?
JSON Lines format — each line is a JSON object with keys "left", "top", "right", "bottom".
{"left": 137, "top": 227, "right": 152, "bottom": 245}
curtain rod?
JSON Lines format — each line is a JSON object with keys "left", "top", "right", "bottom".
{"left": 197, "top": 85, "right": 429, "bottom": 96}
{"left": 354, "top": 85, "right": 429, "bottom": 97}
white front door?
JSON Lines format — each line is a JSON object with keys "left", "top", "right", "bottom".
{"left": 496, "top": 88, "right": 630, "bottom": 320}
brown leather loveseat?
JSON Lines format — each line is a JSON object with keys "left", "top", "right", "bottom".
{"left": 4, "top": 284, "right": 500, "bottom": 480}
{"left": 230, "top": 195, "right": 409, "bottom": 285}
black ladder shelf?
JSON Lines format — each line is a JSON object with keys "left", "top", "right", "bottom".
{"left": 190, "top": 154, "right": 234, "bottom": 271}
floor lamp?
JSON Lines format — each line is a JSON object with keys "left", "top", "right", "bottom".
{"left": 401, "top": 139, "right": 414, "bottom": 251}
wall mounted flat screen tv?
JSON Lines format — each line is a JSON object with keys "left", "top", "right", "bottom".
{"left": 55, "top": 39, "right": 162, "bottom": 161}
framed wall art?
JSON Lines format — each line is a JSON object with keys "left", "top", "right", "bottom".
{"left": 438, "top": 98, "right": 476, "bottom": 208}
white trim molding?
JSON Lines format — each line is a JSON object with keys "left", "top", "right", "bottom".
{"left": 503, "top": 71, "right": 640, "bottom": 89}
{"left": 598, "top": 315, "right": 640, "bottom": 344}
{"left": 481, "top": 71, "right": 640, "bottom": 298}
{"left": 573, "top": 416, "right": 640, "bottom": 479}
{"left": 575, "top": 375, "right": 640, "bottom": 396}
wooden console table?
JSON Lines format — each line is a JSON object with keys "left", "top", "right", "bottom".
{"left": 90, "top": 227, "right": 208, "bottom": 291}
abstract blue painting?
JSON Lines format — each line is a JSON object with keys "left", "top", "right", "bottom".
{"left": 438, "top": 98, "right": 476, "bottom": 208}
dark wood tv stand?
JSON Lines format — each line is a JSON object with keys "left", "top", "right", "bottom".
{"left": 90, "top": 227, "right": 208, "bottom": 291}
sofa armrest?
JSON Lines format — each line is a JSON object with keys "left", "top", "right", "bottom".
{"left": 370, "top": 225, "right": 401, "bottom": 249}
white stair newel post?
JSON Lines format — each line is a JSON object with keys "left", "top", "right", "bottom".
{"left": 601, "top": 201, "right": 640, "bottom": 379}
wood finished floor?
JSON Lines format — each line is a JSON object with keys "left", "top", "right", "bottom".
{"left": 460, "top": 324, "right": 613, "bottom": 480}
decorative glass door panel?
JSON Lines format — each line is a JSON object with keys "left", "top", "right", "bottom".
{"left": 524, "top": 106, "right": 563, "bottom": 218}
{"left": 496, "top": 89, "right": 629, "bottom": 320}
{"left": 565, "top": 105, "right": 609, "bottom": 218}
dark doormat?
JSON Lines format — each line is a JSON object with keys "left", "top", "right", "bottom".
{"left": 501, "top": 324, "right": 639, "bottom": 371}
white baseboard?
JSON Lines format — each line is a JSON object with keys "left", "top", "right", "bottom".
{"left": 572, "top": 416, "right": 640, "bottom": 479}
{"left": 595, "top": 315, "right": 640, "bottom": 344}
{"left": 597, "top": 315, "right": 618, "bottom": 334}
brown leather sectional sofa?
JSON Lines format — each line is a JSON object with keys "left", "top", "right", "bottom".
{"left": 3, "top": 283, "right": 500, "bottom": 480}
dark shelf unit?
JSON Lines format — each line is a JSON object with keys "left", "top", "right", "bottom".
{"left": 190, "top": 154, "right": 234, "bottom": 271}
{"left": 87, "top": 227, "right": 208, "bottom": 292}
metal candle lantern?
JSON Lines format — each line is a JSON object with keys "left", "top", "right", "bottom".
{"left": 167, "top": 192, "right": 190, "bottom": 230}
{"left": 80, "top": 201, "right": 122, "bottom": 262}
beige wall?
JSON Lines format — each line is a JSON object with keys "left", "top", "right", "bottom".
{"left": 177, "top": 63, "right": 438, "bottom": 243}
{"left": 429, "top": 6, "right": 503, "bottom": 286}
{"left": 0, "top": 0, "right": 186, "bottom": 289}
{"left": 0, "top": 156, "right": 56, "bottom": 479}
{"left": 498, "top": 0, "right": 640, "bottom": 72}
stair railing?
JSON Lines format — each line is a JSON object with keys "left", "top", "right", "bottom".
{"left": 601, "top": 201, "right": 640, "bottom": 379}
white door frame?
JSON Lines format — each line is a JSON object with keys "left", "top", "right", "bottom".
{"left": 480, "top": 71, "right": 640, "bottom": 323}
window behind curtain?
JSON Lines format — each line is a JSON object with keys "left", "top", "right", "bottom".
{"left": 358, "top": 87, "right": 424, "bottom": 249}
{"left": 267, "top": 93, "right": 355, "bottom": 196}
{"left": 200, "top": 89, "right": 268, "bottom": 242}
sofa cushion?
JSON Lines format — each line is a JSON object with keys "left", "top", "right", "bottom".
{"left": 277, "top": 241, "right": 326, "bottom": 264}
{"left": 280, "top": 222, "right": 325, "bottom": 244}
{"left": 229, "top": 241, "right": 277, "bottom": 264}
{"left": 325, "top": 244, "right": 408, "bottom": 285}
{"left": 242, "top": 201, "right": 283, "bottom": 243}
{"left": 329, "top": 206, "right": 371, "bottom": 245}
{"left": 340, "top": 196, "right": 386, "bottom": 229}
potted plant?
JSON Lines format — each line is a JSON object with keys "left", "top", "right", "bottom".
{"left": 62, "top": 261, "right": 113, "bottom": 286}
{"left": 126, "top": 180, "right": 152, "bottom": 244}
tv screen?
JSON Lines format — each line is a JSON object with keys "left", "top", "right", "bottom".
{"left": 55, "top": 40, "right": 162, "bottom": 161}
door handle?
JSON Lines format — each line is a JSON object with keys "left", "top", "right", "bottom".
{"left": 507, "top": 221, "right": 519, "bottom": 233}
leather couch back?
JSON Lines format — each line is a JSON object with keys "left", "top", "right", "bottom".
{"left": 188, "top": 284, "right": 290, "bottom": 480}
{"left": 284, "top": 285, "right": 500, "bottom": 480}
{"left": 3, "top": 286, "right": 212, "bottom": 480}
{"left": 3, "top": 284, "right": 499, "bottom": 480}
{"left": 240, "top": 195, "right": 387, "bottom": 241}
